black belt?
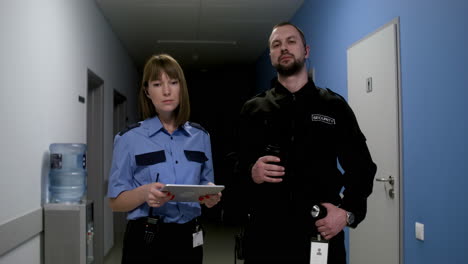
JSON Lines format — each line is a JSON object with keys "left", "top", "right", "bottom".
{"left": 128, "top": 217, "right": 200, "bottom": 231}
{"left": 126, "top": 217, "right": 201, "bottom": 245}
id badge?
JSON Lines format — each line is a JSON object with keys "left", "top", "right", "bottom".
{"left": 192, "top": 225, "right": 203, "bottom": 248}
{"left": 310, "top": 235, "right": 328, "bottom": 264}
{"left": 193, "top": 230, "right": 203, "bottom": 247}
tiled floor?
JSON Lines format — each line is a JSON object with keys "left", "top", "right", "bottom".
{"left": 104, "top": 221, "right": 244, "bottom": 264}
{"left": 203, "top": 222, "right": 244, "bottom": 264}
{"left": 103, "top": 231, "right": 123, "bottom": 264}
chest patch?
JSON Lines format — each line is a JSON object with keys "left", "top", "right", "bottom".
{"left": 311, "top": 114, "right": 336, "bottom": 125}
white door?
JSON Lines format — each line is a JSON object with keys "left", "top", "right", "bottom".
{"left": 347, "top": 18, "right": 402, "bottom": 264}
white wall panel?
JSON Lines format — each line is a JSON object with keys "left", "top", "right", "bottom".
{"left": 0, "top": 0, "right": 138, "bottom": 262}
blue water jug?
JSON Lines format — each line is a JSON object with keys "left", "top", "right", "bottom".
{"left": 49, "top": 143, "right": 87, "bottom": 203}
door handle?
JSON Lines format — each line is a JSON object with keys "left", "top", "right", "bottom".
{"left": 375, "top": 175, "right": 394, "bottom": 186}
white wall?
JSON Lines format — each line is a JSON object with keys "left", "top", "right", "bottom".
{"left": 0, "top": 0, "right": 138, "bottom": 262}
{"left": 0, "top": 237, "right": 41, "bottom": 264}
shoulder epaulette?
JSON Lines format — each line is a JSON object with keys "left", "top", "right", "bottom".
{"left": 326, "top": 88, "right": 346, "bottom": 101}
{"left": 325, "top": 87, "right": 336, "bottom": 95}
{"left": 119, "top": 122, "right": 141, "bottom": 136}
{"left": 188, "top": 122, "right": 208, "bottom": 134}
{"left": 255, "top": 90, "right": 268, "bottom": 98}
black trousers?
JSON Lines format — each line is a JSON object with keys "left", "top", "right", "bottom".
{"left": 121, "top": 218, "right": 203, "bottom": 264}
{"left": 243, "top": 223, "right": 346, "bottom": 264}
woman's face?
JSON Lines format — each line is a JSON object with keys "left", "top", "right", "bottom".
{"left": 146, "top": 72, "right": 180, "bottom": 116}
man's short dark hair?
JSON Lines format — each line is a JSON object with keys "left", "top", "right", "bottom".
{"left": 271, "top": 22, "right": 307, "bottom": 48}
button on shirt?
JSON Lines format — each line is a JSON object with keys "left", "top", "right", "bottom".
{"left": 107, "top": 117, "right": 214, "bottom": 223}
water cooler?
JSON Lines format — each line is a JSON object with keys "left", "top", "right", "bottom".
{"left": 43, "top": 143, "right": 95, "bottom": 264}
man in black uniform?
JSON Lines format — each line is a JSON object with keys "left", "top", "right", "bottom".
{"left": 238, "top": 22, "right": 377, "bottom": 264}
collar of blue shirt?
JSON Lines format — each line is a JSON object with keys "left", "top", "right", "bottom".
{"left": 143, "top": 116, "right": 191, "bottom": 137}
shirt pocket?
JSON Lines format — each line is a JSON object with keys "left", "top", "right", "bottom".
{"left": 135, "top": 150, "right": 166, "bottom": 166}
{"left": 184, "top": 150, "right": 208, "bottom": 163}
{"left": 305, "top": 117, "right": 338, "bottom": 157}
{"left": 134, "top": 150, "right": 166, "bottom": 184}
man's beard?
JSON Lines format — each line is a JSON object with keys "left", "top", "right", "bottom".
{"left": 274, "top": 56, "right": 305, "bottom": 77}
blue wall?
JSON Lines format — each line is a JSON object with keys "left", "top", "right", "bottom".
{"left": 255, "top": 0, "right": 468, "bottom": 263}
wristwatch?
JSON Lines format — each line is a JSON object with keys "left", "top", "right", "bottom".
{"left": 346, "top": 211, "right": 355, "bottom": 226}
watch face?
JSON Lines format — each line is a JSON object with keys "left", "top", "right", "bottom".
{"left": 347, "top": 212, "right": 355, "bottom": 225}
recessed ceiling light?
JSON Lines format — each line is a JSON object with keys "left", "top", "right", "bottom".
{"left": 156, "top": 40, "right": 237, "bottom": 45}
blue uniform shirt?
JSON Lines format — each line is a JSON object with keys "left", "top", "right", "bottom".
{"left": 107, "top": 116, "right": 214, "bottom": 223}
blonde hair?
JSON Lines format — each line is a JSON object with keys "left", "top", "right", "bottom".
{"left": 138, "top": 54, "right": 190, "bottom": 127}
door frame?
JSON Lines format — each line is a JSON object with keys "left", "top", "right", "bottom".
{"left": 87, "top": 69, "right": 105, "bottom": 264}
{"left": 112, "top": 89, "right": 128, "bottom": 246}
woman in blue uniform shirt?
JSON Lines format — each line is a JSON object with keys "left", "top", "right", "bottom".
{"left": 107, "top": 54, "right": 221, "bottom": 263}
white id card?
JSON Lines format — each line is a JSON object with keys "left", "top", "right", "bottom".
{"left": 193, "top": 230, "right": 203, "bottom": 248}
{"left": 310, "top": 239, "right": 328, "bottom": 264}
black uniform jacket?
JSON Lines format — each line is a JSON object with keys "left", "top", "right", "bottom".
{"left": 238, "top": 79, "right": 377, "bottom": 233}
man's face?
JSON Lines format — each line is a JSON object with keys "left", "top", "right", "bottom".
{"left": 269, "top": 25, "right": 309, "bottom": 76}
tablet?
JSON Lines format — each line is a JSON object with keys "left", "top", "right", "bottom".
{"left": 160, "top": 184, "right": 225, "bottom": 202}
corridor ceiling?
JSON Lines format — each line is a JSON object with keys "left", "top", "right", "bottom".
{"left": 96, "top": 0, "right": 304, "bottom": 70}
